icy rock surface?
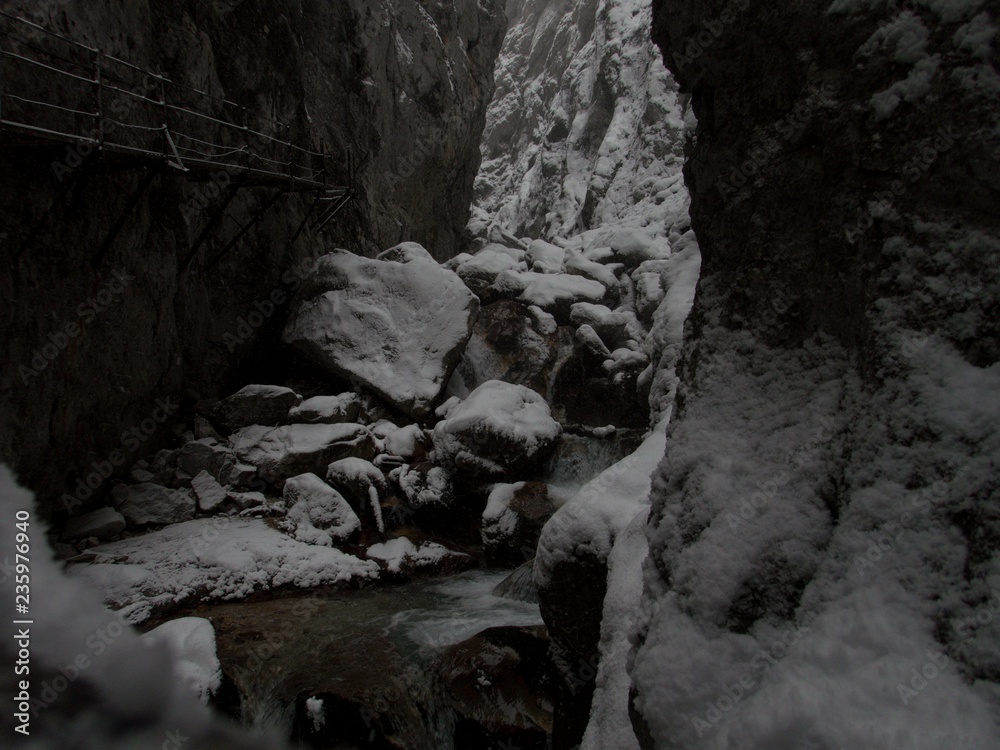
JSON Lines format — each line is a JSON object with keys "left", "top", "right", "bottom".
{"left": 432, "top": 380, "right": 561, "bottom": 478}
{"left": 283, "top": 250, "right": 479, "bottom": 418}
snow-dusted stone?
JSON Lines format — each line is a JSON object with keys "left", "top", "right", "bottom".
{"left": 634, "top": 270, "right": 665, "bottom": 324}
{"left": 113, "top": 483, "right": 196, "bottom": 526}
{"left": 365, "top": 537, "right": 471, "bottom": 576}
{"left": 603, "top": 227, "right": 670, "bottom": 267}
{"left": 494, "top": 270, "right": 606, "bottom": 322}
{"left": 375, "top": 240, "right": 435, "bottom": 264}
{"left": 526, "top": 238, "right": 566, "bottom": 273}
{"left": 482, "top": 482, "right": 557, "bottom": 566}
{"left": 220, "top": 461, "right": 257, "bottom": 490}
{"left": 454, "top": 245, "right": 526, "bottom": 299}
{"left": 141, "top": 617, "right": 221, "bottom": 702}
{"left": 287, "top": 393, "right": 361, "bottom": 425}
{"left": 397, "top": 462, "right": 455, "bottom": 510}
{"left": 176, "top": 438, "right": 232, "bottom": 480}
{"left": 281, "top": 473, "right": 360, "bottom": 546}
{"left": 74, "top": 518, "right": 379, "bottom": 617}
{"left": 564, "top": 247, "right": 620, "bottom": 288}
{"left": 62, "top": 507, "right": 125, "bottom": 541}
{"left": 215, "top": 384, "right": 303, "bottom": 431}
{"left": 282, "top": 250, "right": 479, "bottom": 418}
{"left": 432, "top": 380, "right": 561, "bottom": 478}
{"left": 570, "top": 303, "right": 645, "bottom": 350}
{"left": 227, "top": 490, "right": 267, "bottom": 511}
{"left": 326, "top": 457, "right": 388, "bottom": 533}
{"left": 231, "top": 423, "right": 378, "bottom": 485}
{"left": 191, "top": 471, "right": 228, "bottom": 514}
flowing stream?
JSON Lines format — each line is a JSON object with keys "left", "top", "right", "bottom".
{"left": 182, "top": 570, "right": 545, "bottom": 748}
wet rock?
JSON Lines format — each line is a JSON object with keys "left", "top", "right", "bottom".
{"left": 282, "top": 250, "right": 479, "bottom": 419}
{"left": 482, "top": 482, "right": 557, "bottom": 566}
{"left": 62, "top": 507, "right": 126, "bottom": 541}
{"left": 436, "top": 625, "right": 555, "bottom": 750}
{"left": 214, "top": 385, "right": 303, "bottom": 432}
{"left": 492, "top": 559, "right": 540, "bottom": 604}
{"left": 280, "top": 473, "right": 361, "bottom": 546}
{"left": 113, "top": 483, "right": 196, "bottom": 526}
{"left": 231, "top": 423, "right": 377, "bottom": 486}
{"left": 449, "top": 300, "right": 572, "bottom": 398}
{"left": 432, "top": 380, "right": 561, "bottom": 479}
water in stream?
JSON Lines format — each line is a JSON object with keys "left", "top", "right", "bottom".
{"left": 185, "top": 570, "right": 548, "bottom": 749}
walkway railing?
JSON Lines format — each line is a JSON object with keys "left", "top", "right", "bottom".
{"left": 0, "top": 9, "right": 351, "bottom": 194}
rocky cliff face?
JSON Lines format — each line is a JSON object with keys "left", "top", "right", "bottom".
{"left": 0, "top": 0, "right": 505, "bottom": 516}
{"left": 473, "top": 0, "right": 688, "bottom": 239}
{"left": 633, "top": 0, "right": 1000, "bottom": 747}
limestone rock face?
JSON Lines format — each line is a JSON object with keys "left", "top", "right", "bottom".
{"left": 0, "top": 0, "right": 507, "bottom": 516}
{"left": 629, "top": 1, "right": 1000, "bottom": 748}
{"left": 283, "top": 251, "right": 480, "bottom": 419}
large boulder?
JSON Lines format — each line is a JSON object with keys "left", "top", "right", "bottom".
{"left": 231, "top": 423, "right": 377, "bottom": 486}
{"left": 287, "top": 393, "right": 361, "bottom": 425}
{"left": 282, "top": 250, "right": 480, "bottom": 418}
{"left": 432, "top": 381, "right": 561, "bottom": 479}
{"left": 281, "top": 473, "right": 361, "bottom": 546}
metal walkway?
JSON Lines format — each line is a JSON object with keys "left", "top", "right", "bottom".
{"left": 0, "top": 10, "right": 353, "bottom": 259}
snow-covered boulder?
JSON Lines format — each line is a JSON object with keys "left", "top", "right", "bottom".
{"left": 141, "top": 617, "right": 221, "bottom": 703}
{"left": 482, "top": 482, "right": 557, "bottom": 566}
{"left": 432, "top": 380, "right": 561, "bottom": 478}
{"left": 494, "top": 270, "right": 606, "bottom": 322}
{"left": 375, "top": 240, "right": 436, "bottom": 264}
{"left": 191, "top": 471, "right": 228, "bottom": 514}
{"left": 287, "top": 393, "right": 361, "bottom": 425}
{"left": 397, "top": 462, "right": 456, "bottom": 510}
{"left": 282, "top": 250, "right": 479, "bottom": 418}
{"left": 454, "top": 245, "right": 526, "bottom": 299}
{"left": 214, "top": 384, "right": 302, "bottom": 431}
{"left": 62, "top": 506, "right": 125, "bottom": 541}
{"left": 526, "top": 239, "right": 566, "bottom": 273}
{"left": 365, "top": 537, "right": 471, "bottom": 576}
{"left": 231, "top": 423, "right": 377, "bottom": 485}
{"left": 112, "top": 483, "right": 196, "bottom": 526}
{"left": 281, "top": 473, "right": 361, "bottom": 546}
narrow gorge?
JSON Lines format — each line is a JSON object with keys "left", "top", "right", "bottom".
{"left": 0, "top": 1, "right": 997, "bottom": 749}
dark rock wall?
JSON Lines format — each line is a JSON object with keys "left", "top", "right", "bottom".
{"left": 0, "top": 0, "right": 506, "bottom": 516}
{"left": 633, "top": 0, "right": 1000, "bottom": 747}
